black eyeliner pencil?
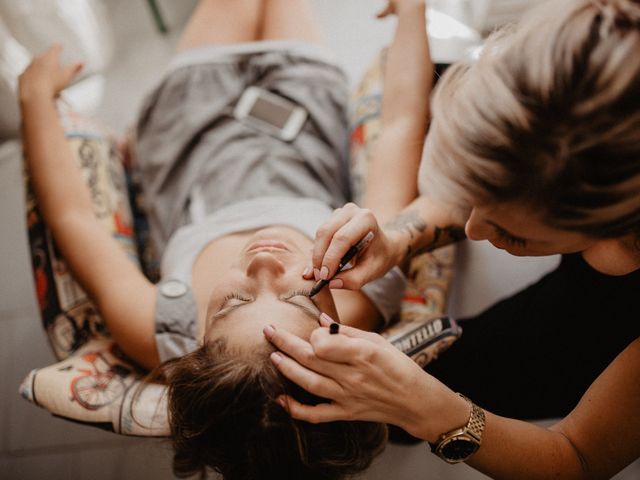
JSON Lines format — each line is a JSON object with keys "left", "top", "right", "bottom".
{"left": 309, "top": 231, "right": 374, "bottom": 297}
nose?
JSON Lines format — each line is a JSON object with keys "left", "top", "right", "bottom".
{"left": 245, "top": 252, "right": 286, "bottom": 281}
{"left": 464, "top": 209, "right": 490, "bottom": 241}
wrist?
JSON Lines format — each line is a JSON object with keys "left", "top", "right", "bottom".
{"left": 384, "top": 228, "right": 410, "bottom": 267}
{"left": 404, "top": 377, "right": 470, "bottom": 442}
{"left": 19, "top": 85, "right": 55, "bottom": 107}
{"left": 395, "top": 1, "right": 426, "bottom": 17}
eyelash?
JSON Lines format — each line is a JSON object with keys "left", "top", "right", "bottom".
{"left": 222, "top": 292, "right": 251, "bottom": 302}
{"left": 288, "top": 289, "right": 312, "bottom": 298}
{"left": 286, "top": 289, "right": 321, "bottom": 311}
{"left": 220, "top": 289, "right": 318, "bottom": 310}
{"left": 222, "top": 290, "right": 311, "bottom": 303}
{"left": 495, "top": 228, "right": 527, "bottom": 248}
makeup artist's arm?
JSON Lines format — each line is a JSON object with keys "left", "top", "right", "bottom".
{"left": 307, "top": 1, "right": 467, "bottom": 288}
{"left": 20, "top": 45, "right": 159, "bottom": 369}
{"left": 265, "top": 321, "right": 640, "bottom": 480}
{"left": 309, "top": 192, "right": 466, "bottom": 289}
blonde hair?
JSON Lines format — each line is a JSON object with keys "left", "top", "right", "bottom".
{"left": 422, "top": 0, "right": 640, "bottom": 238}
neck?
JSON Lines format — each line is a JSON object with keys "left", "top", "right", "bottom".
{"left": 582, "top": 234, "right": 640, "bottom": 276}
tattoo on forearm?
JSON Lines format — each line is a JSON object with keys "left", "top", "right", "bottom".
{"left": 385, "top": 211, "right": 465, "bottom": 262}
{"left": 385, "top": 210, "right": 427, "bottom": 235}
{"left": 416, "top": 225, "right": 466, "bottom": 256}
{"left": 384, "top": 210, "right": 428, "bottom": 261}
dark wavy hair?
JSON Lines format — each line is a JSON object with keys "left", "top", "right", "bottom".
{"left": 154, "top": 338, "right": 387, "bottom": 479}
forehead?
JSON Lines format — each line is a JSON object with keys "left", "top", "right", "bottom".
{"left": 206, "top": 297, "right": 319, "bottom": 348}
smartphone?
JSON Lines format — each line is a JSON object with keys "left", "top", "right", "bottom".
{"left": 233, "top": 86, "right": 308, "bottom": 142}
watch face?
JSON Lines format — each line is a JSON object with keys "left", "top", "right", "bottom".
{"left": 440, "top": 437, "right": 479, "bottom": 463}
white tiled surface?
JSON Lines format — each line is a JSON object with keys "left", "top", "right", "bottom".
{"left": 1, "top": 1, "right": 639, "bottom": 479}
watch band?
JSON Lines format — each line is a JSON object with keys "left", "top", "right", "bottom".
{"left": 429, "top": 394, "right": 485, "bottom": 463}
{"left": 464, "top": 395, "right": 485, "bottom": 442}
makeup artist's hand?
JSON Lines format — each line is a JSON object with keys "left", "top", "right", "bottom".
{"left": 304, "top": 203, "right": 404, "bottom": 289}
{"left": 263, "top": 314, "right": 464, "bottom": 441}
{"left": 19, "top": 44, "right": 83, "bottom": 103}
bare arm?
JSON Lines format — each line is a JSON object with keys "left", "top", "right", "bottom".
{"left": 363, "top": 0, "right": 433, "bottom": 224}
{"left": 267, "top": 321, "right": 640, "bottom": 479}
{"left": 20, "top": 45, "right": 159, "bottom": 369}
{"left": 467, "top": 338, "right": 640, "bottom": 479}
{"left": 327, "top": 0, "right": 436, "bottom": 325}
{"left": 308, "top": 1, "right": 467, "bottom": 289}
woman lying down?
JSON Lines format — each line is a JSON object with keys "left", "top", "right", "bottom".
{"left": 19, "top": 0, "right": 438, "bottom": 478}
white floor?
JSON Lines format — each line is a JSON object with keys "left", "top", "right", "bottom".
{"left": 1, "top": 1, "right": 639, "bottom": 479}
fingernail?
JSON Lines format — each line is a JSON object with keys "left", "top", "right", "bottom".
{"left": 320, "top": 266, "right": 329, "bottom": 280}
{"left": 263, "top": 325, "right": 275, "bottom": 339}
{"left": 328, "top": 278, "right": 343, "bottom": 289}
{"left": 270, "top": 352, "right": 282, "bottom": 365}
{"left": 302, "top": 266, "right": 312, "bottom": 277}
{"left": 314, "top": 268, "right": 321, "bottom": 281}
{"left": 277, "top": 396, "right": 287, "bottom": 408}
{"left": 320, "top": 312, "right": 334, "bottom": 325}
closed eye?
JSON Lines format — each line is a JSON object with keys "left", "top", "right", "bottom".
{"left": 282, "top": 289, "right": 322, "bottom": 318}
{"left": 210, "top": 292, "right": 253, "bottom": 321}
{"left": 209, "top": 290, "right": 320, "bottom": 324}
{"left": 494, "top": 226, "right": 527, "bottom": 248}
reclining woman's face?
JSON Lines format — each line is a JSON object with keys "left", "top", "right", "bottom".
{"left": 203, "top": 228, "right": 338, "bottom": 349}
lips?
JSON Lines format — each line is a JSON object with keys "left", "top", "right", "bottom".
{"left": 246, "top": 241, "right": 291, "bottom": 253}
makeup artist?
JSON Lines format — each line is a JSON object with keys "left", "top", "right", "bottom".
{"left": 264, "top": 0, "right": 640, "bottom": 477}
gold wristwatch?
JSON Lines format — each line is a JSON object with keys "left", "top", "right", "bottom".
{"left": 429, "top": 394, "right": 485, "bottom": 463}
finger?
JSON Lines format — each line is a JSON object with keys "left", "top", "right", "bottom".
{"left": 376, "top": 4, "right": 394, "bottom": 18}
{"left": 270, "top": 352, "right": 340, "bottom": 399}
{"left": 317, "top": 313, "right": 381, "bottom": 342}
{"left": 264, "top": 325, "right": 339, "bottom": 372}
{"left": 279, "top": 395, "right": 349, "bottom": 423}
{"left": 321, "top": 210, "right": 377, "bottom": 278}
{"left": 62, "top": 62, "right": 83, "bottom": 84}
{"left": 302, "top": 265, "right": 314, "bottom": 279}
{"left": 43, "top": 43, "right": 63, "bottom": 61}
{"left": 308, "top": 326, "right": 388, "bottom": 364}
{"left": 329, "top": 258, "right": 375, "bottom": 290}
{"left": 312, "top": 204, "right": 360, "bottom": 277}
{"left": 318, "top": 312, "right": 333, "bottom": 327}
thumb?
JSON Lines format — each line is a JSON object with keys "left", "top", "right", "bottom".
{"left": 65, "top": 62, "right": 83, "bottom": 82}
{"left": 58, "top": 62, "right": 83, "bottom": 92}
{"left": 376, "top": 4, "right": 394, "bottom": 18}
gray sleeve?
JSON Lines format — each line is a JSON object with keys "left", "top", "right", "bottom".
{"left": 154, "top": 279, "right": 199, "bottom": 363}
{"left": 361, "top": 266, "right": 407, "bottom": 326}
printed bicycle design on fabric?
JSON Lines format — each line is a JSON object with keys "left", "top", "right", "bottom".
{"left": 69, "top": 349, "right": 132, "bottom": 410}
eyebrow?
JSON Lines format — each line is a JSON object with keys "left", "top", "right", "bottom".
{"left": 209, "top": 297, "right": 320, "bottom": 324}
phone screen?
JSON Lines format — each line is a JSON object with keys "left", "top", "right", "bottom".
{"left": 248, "top": 96, "right": 292, "bottom": 129}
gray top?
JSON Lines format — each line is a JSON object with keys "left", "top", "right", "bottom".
{"left": 134, "top": 41, "right": 352, "bottom": 256}
{"left": 134, "top": 42, "right": 406, "bottom": 362}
